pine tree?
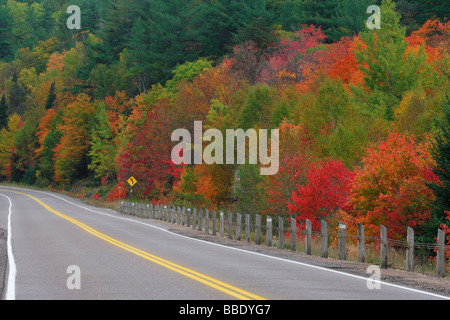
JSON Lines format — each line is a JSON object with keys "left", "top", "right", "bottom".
{"left": 0, "top": 4, "right": 13, "bottom": 61}
{"left": 102, "top": 0, "right": 149, "bottom": 59}
{"left": 295, "top": 0, "right": 340, "bottom": 42}
{"left": 230, "top": 0, "right": 276, "bottom": 47}
{"left": 354, "top": 0, "right": 431, "bottom": 121}
{"left": 39, "top": 117, "right": 62, "bottom": 185}
{"left": 0, "top": 94, "right": 9, "bottom": 130}
{"left": 127, "top": 0, "right": 207, "bottom": 86}
{"left": 45, "top": 81, "right": 57, "bottom": 110}
{"left": 276, "top": 0, "right": 304, "bottom": 30}
{"left": 427, "top": 95, "right": 450, "bottom": 240}
{"left": 332, "top": 0, "right": 376, "bottom": 40}
{"left": 234, "top": 164, "right": 267, "bottom": 216}
{"left": 413, "top": 0, "right": 450, "bottom": 26}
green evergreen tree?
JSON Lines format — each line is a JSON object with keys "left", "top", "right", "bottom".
{"left": 127, "top": 0, "right": 206, "bottom": 87}
{"left": 295, "top": 0, "right": 340, "bottom": 42}
{"left": 354, "top": 0, "right": 432, "bottom": 121}
{"left": 88, "top": 105, "right": 118, "bottom": 179}
{"left": 332, "top": 0, "right": 377, "bottom": 39}
{"left": 196, "top": 0, "right": 275, "bottom": 59}
{"left": 234, "top": 164, "right": 267, "bottom": 216}
{"left": 233, "top": 15, "right": 279, "bottom": 54}
{"left": 0, "top": 94, "right": 9, "bottom": 130}
{"left": 13, "top": 119, "right": 39, "bottom": 184}
{"left": 45, "top": 81, "right": 57, "bottom": 110}
{"left": 426, "top": 95, "right": 450, "bottom": 241}
{"left": 102, "top": 0, "right": 151, "bottom": 59}
{"left": 412, "top": 0, "right": 450, "bottom": 26}
{"left": 275, "top": 0, "right": 304, "bottom": 31}
{"left": 0, "top": 4, "right": 13, "bottom": 61}
{"left": 37, "top": 111, "right": 62, "bottom": 186}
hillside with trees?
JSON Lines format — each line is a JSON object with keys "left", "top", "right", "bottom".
{"left": 0, "top": 0, "right": 448, "bottom": 249}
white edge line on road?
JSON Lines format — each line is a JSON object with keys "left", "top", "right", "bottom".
{"left": 0, "top": 194, "right": 16, "bottom": 300}
{"left": 3, "top": 186, "right": 450, "bottom": 300}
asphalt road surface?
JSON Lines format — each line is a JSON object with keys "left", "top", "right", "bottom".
{"left": 0, "top": 186, "right": 448, "bottom": 301}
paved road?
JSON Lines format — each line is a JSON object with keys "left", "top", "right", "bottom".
{"left": 0, "top": 186, "right": 448, "bottom": 301}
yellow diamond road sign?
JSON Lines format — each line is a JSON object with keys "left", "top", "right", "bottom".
{"left": 127, "top": 176, "right": 137, "bottom": 187}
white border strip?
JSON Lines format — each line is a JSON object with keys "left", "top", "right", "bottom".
{"left": 2, "top": 186, "right": 450, "bottom": 300}
{"left": 0, "top": 194, "right": 16, "bottom": 300}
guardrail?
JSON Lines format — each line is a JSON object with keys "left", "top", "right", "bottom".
{"left": 118, "top": 202, "right": 449, "bottom": 277}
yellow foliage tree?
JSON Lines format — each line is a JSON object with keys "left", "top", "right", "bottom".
{"left": 0, "top": 114, "right": 23, "bottom": 179}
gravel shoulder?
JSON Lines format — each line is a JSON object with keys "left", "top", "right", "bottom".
{"left": 0, "top": 229, "right": 7, "bottom": 299}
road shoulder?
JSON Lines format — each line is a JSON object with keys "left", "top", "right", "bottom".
{"left": 166, "top": 222, "right": 450, "bottom": 298}
{"left": 0, "top": 229, "right": 7, "bottom": 299}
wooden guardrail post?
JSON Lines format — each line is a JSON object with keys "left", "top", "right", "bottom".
{"left": 192, "top": 208, "right": 197, "bottom": 230}
{"left": 198, "top": 209, "right": 203, "bottom": 232}
{"left": 255, "top": 214, "right": 261, "bottom": 245}
{"left": 212, "top": 211, "right": 217, "bottom": 236}
{"left": 245, "top": 214, "right": 251, "bottom": 243}
{"left": 436, "top": 228, "right": 446, "bottom": 278}
{"left": 406, "top": 227, "right": 414, "bottom": 272}
{"left": 172, "top": 206, "right": 176, "bottom": 224}
{"left": 187, "top": 208, "right": 192, "bottom": 227}
{"left": 291, "top": 218, "right": 296, "bottom": 252}
{"left": 305, "top": 219, "right": 311, "bottom": 255}
{"left": 358, "top": 224, "right": 365, "bottom": 263}
{"left": 380, "top": 225, "right": 388, "bottom": 269}
{"left": 278, "top": 217, "right": 284, "bottom": 250}
{"left": 220, "top": 212, "right": 224, "bottom": 237}
{"left": 205, "top": 209, "right": 210, "bottom": 234}
{"left": 228, "top": 211, "right": 233, "bottom": 240}
{"left": 338, "top": 222, "right": 346, "bottom": 260}
{"left": 236, "top": 213, "right": 242, "bottom": 241}
{"left": 266, "top": 216, "right": 272, "bottom": 247}
{"left": 321, "top": 220, "right": 328, "bottom": 258}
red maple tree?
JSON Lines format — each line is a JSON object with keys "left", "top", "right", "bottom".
{"left": 346, "top": 131, "right": 439, "bottom": 239}
{"left": 289, "top": 159, "right": 354, "bottom": 231}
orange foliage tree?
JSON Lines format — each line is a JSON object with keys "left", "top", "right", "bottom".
{"left": 345, "top": 131, "right": 440, "bottom": 240}
{"left": 54, "top": 94, "right": 96, "bottom": 186}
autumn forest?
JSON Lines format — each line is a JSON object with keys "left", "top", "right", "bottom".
{"left": 0, "top": 0, "right": 449, "bottom": 249}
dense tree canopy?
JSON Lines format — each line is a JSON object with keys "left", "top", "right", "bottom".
{"left": 0, "top": 0, "right": 448, "bottom": 244}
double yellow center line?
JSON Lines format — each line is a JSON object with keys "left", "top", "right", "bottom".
{"left": 4, "top": 190, "right": 265, "bottom": 300}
